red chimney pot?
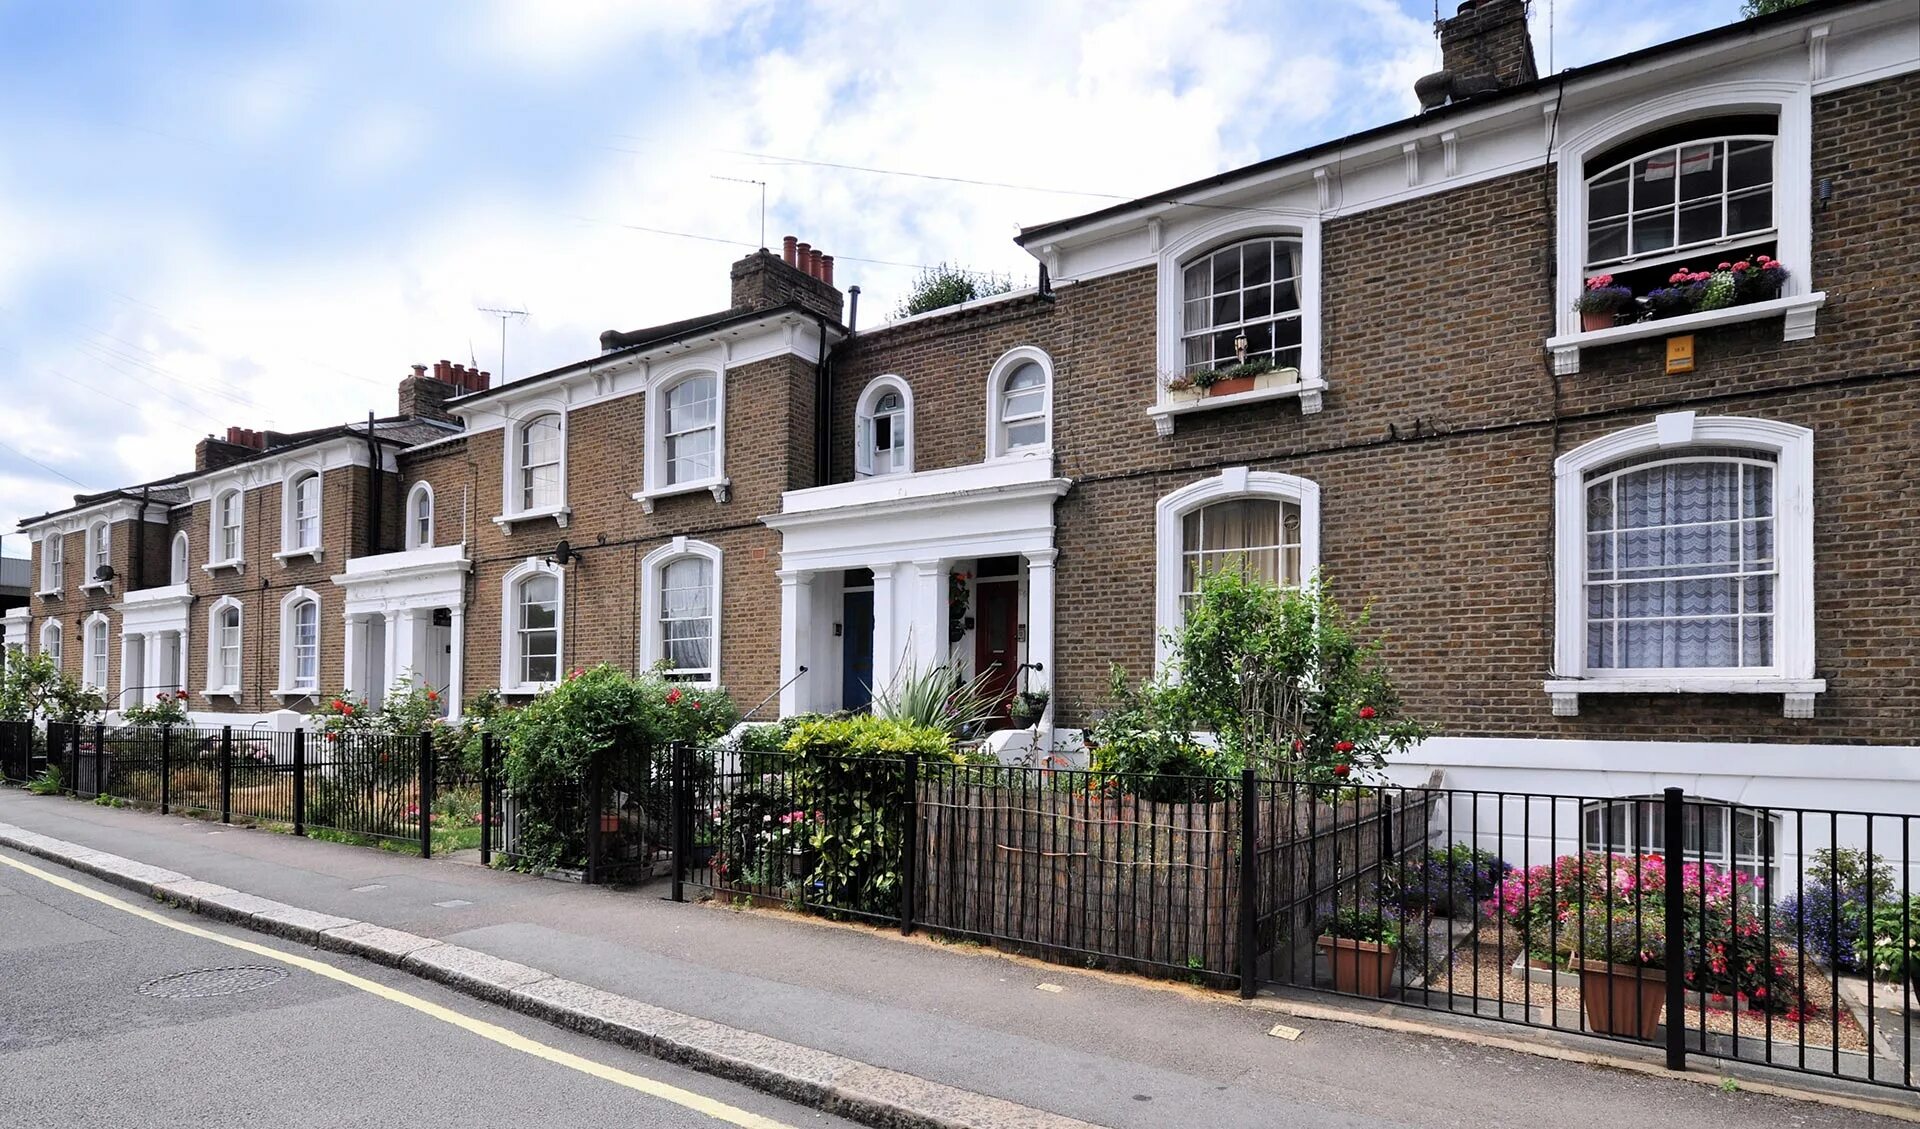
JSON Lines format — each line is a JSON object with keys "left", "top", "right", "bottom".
{"left": 782, "top": 235, "right": 798, "bottom": 266}
{"left": 820, "top": 254, "right": 835, "bottom": 287}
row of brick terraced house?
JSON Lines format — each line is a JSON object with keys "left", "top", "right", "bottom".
{"left": 7, "top": 0, "right": 1918, "bottom": 853}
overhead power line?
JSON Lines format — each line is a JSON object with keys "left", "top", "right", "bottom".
{"left": 0, "top": 435, "right": 91, "bottom": 490}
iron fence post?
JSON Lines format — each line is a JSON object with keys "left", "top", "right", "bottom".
{"left": 68, "top": 723, "right": 79, "bottom": 795}
{"left": 584, "top": 746, "right": 605, "bottom": 885}
{"left": 219, "top": 726, "right": 232, "bottom": 824}
{"left": 92, "top": 721, "right": 106, "bottom": 797}
{"left": 1240, "top": 767, "right": 1258, "bottom": 999}
{"left": 1662, "top": 785, "right": 1687, "bottom": 1071}
{"left": 669, "top": 743, "right": 687, "bottom": 903}
{"left": 159, "top": 725, "right": 172, "bottom": 815}
{"left": 901, "top": 754, "right": 920, "bottom": 935}
{"left": 292, "top": 728, "right": 306, "bottom": 836}
{"left": 479, "top": 732, "right": 494, "bottom": 867}
{"left": 418, "top": 730, "right": 434, "bottom": 859}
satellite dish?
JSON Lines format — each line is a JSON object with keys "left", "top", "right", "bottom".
{"left": 93, "top": 565, "right": 115, "bottom": 583}
{"left": 552, "top": 540, "right": 573, "bottom": 566}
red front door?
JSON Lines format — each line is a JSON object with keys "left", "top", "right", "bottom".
{"left": 973, "top": 580, "right": 1020, "bottom": 726}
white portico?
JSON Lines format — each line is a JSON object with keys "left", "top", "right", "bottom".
{"left": 116, "top": 583, "right": 192, "bottom": 709}
{"left": 763, "top": 455, "right": 1069, "bottom": 737}
{"left": 332, "top": 544, "right": 470, "bottom": 714}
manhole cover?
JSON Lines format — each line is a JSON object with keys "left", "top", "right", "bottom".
{"left": 139, "top": 966, "right": 288, "bottom": 999}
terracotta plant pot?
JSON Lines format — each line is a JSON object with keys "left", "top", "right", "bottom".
{"left": 1207, "top": 375, "right": 1257, "bottom": 397}
{"left": 599, "top": 812, "right": 621, "bottom": 834}
{"left": 1581, "top": 309, "right": 1617, "bottom": 332}
{"left": 1318, "top": 936, "right": 1398, "bottom": 997}
{"left": 1575, "top": 959, "right": 1667, "bottom": 1039}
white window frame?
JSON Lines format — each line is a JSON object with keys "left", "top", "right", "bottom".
{"left": 81, "top": 611, "right": 110, "bottom": 691}
{"left": 40, "top": 618, "right": 63, "bottom": 667}
{"left": 494, "top": 403, "right": 571, "bottom": 530}
{"left": 854, "top": 376, "right": 914, "bottom": 478}
{"left": 637, "top": 366, "right": 729, "bottom": 511}
{"left": 38, "top": 533, "right": 63, "bottom": 596}
{"left": 278, "top": 469, "right": 323, "bottom": 560}
{"left": 500, "top": 558, "right": 564, "bottom": 695}
{"left": 984, "top": 346, "right": 1054, "bottom": 461}
{"left": 1580, "top": 795, "right": 1779, "bottom": 887}
{"left": 1548, "top": 83, "right": 1821, "bottom": 373}
{"left": 1547, "top": 412, "right": 1821, "bottom": 717}
{"left": 406, "top": 482, "right": 434, "bottom": 550}
{"left": 170, "top": 532, "right": 190, "bottom": 586}
{"left": 83, "top": 521, "right": 112, "bottom": 589}
{"left": 639, "top": 537, "right": 722, "bottom": 686}
{"left": 1153, "top": 467, "right": 1321, "bottom": 668}
{"left": 205, "top": 596, "right": 243, "bottom": 697}
{"left": 1581, "top": 134, "right": 1777, "bottom": 277}
{"left": 208, "top": 489, "right": 245, "bottom": 570}
{"left": 1151, "top": 212, "right": 1325, "bottom": 432}
{"left": 275, "top": 586, "right": 322, "bottom": 699}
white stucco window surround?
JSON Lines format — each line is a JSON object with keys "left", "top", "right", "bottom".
{"left": 1150, "top": 212, "right": 1325, "bottom": 436}
{"left": 81, "top": 611, "right": 111, "bottom": 690}
{"left": 493, "top": 402, "right": 572, "bottom": 532}
{"left": 205, "top": 596, "right": 243, "bottom": 697}
{"left": 406, "top": 482, "right": 434, "bottom": 549}
{"left": 1546, "top": 412, "right": 1821, "bottom": 718}
{"left": 37, "top": 532, "right": 63, "bottom": 596}
{"left": 82, "top": 521, "right": 112, "bottom": 591}
{"left": 39, "top": 618, "right": 63, "bottom": 665}
{"left": 1153, "top": 467, "right": 1321, "bottom": 667}
{"left": 640, "top": 537, "right": 723, "bottom": 685}
{"left": 276, "top": 467, "right": 325, "bottom": 563}
{"left": 274, "top": 586, "right": 323, "bottom": 700}
{"left": 636, "top": 366, "right": 730, "bottom": 512}
{"left": 500, "top": 558, "right": 564, "bottom": 695}
{"left": 206, "top": 488, "right": 246, "bottom": 572}
{"left": 1548, "top": 82, "right": 1822, "bottom": 375}
{"left": 854, "top": 375, "right": 914, "bottom": 477}
{"left": 984, "top": 346, "right": 1054, "bottom": 461}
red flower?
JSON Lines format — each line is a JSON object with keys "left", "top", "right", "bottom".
{"left": 341, "top": 704, "right": 353, "bottom": 716}
{"left": 690, "top": 699, "right": 702, "bottom": 710}
{"left": 1332, "top": 764, "right": 1350, "bottom": 778}
{"left": 665, "top": 688, "right": 682, "bottom": 705}
{"left": 175, "top": 690, "right": 190, "bottom": 700}
{"left": 426, "top": 690, "right": 438, "bottom": 702}
{"left": 1291, "top": 739, "right": 1304, "bottom": 753}
{"left": 331, "top": 698, "right": 345, "bottom": 711}
{"left": 1358, "top": 706, "right": 1375, "bottom": 720}
{"left": 1334, "top": 740, "right": 1354, "bottom": 753}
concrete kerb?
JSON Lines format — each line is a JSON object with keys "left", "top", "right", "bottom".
{"left": 0, "top": 820, "right": 1101, "bottom": 1129}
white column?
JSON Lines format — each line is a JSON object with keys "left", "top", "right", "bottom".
{"left": 870, "top": 564, "right": 897, "bottom": 701}
{"left": 1024, "top": 548, "right": 1057, "bottom": 730}
{"left": 343, "top": 615, "right": 364, "bottom": 698}
{"left": 778, "top": 569, "right": 813, "bottom": 717}
{"left": 118, "top": 633, "right": 138, "bottom": 712}
{"left": 381, "top": 610, "right": 400, "bottom": 705}
{"left": 143, "top": 632, "right": 165, "bottom": 699}
{"left": 448, "top": 607, "right": 465, "bottom": 720}
{"left": 910, "top": 558, "right": 947, "bottom": 675}
{"left": 173, "top": 630, "right": 188, "bottom": 696}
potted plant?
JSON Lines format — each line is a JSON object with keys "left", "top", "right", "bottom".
{"left": 1163, "top": 373, "right": 1202, "bottom": 402}
{"left": 1318, "top": 906, "right": 1401, "bottom": 997}
{"left": 1009, "top": 689, "right": 1050, "bottom": 727}
{"left": 1729, "top": 255, "right": 1788, "bottom": 304}
{"left": 1558, "top": 902, "right": 1668, "bottom": 1039}
{"left": 1575, "top": 274, "right": 1635, "bottom": 331}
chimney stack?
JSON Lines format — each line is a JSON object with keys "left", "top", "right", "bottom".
{"left": 723, "top": 233, "right": 844, "bottom": 322}
{"left": 1415, "top": 0, "right": 1538, "bottom": 110}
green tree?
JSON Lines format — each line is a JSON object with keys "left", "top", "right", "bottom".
{"left": 1743, "top": 0, "right": 1808, "bottom": 16}
{"left": 893, "top": 263, "right": 1016, "bottom": 318}
{"left": 0, "top": 652, "right": 105, "bottom": 724}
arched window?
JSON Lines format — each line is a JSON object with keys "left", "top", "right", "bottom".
{"left": 406, "top": 483, "right": 434, "bottom": 550}
{"left": 285, "top": 471, "right": 321, "bottom": 552}
{"left": 641, "top": 539, "right": 722, "bottom": 684}
{"left": 40, "top": 619, "right": 62, "bottom": 667}
{"left": 1549, "top": 413, "right": 1818, "bottom": 717}
{"left": 207, "top": 597, "right": 242, "bottom": 695}
{"left": 663, "top": 375, "right": 718, "bottom": 485}
{"left": 502, "top": 561, "right": 562, "bottom": 691}
{"left": 985, "top": 348, "right": 1052, "bottom": 459}
{"left": 278, "top": 589, "right": 320, "bottom": 695}
{"left": 83, "top": 613, "right": 110, "bottom": 690}
{"left": 1584, "top": 119, "right": 1775, "bottom": 280}
{"left": 212, "top": 489, "right": 244, "bottom": 565}
{"left": 518, "top": 413, "right": 563, "bottom": 512}
{"left": 39, "top": 533, "right": 63, "bottom": 593}
{"left": 170, "top": 532, "right": 190, "bottom": 586}
{"left": 1181, "top": 236, "right": 1304, "bottom": 376}
{"left": 1154, "top": 467, "right": 1321, "bottom": 665}
{"left": 87, "top": 521, "right": 111, "bottom": 581}
{"left": 855, "top": 378, "right": 913, "bottom": 477}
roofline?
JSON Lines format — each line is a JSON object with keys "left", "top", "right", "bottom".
{"left": 448, "top": 301, "right": 848, "bottom": 407}
{"left": 1015, "top": 0, "right": 1870, "bottom": 247}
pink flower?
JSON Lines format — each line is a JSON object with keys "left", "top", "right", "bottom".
{"left": 665, "top": 688, "right": 682, "bottom": 705}
{"left": 1732, "top": 261, "right": 1750, "bottom": 271}
{"left": 1717, "top": 262, "right": 1731, "bottom": 270}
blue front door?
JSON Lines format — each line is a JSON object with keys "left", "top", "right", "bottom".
{"left": 842, "top": 589, "right": 874, "bottom": 711}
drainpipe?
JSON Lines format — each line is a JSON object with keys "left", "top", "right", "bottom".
{"left": 812, "top": 314, "right": 834, "bottom": 488}
{"left": 135, "top": 487, "right": 150, "bottom": 589}
{"left": 364, "top": 414, "right": 381, "bottom": 557}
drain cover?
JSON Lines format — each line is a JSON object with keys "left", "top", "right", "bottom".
{"left": 139, "top": 966, "right": 288, "bottom": 999}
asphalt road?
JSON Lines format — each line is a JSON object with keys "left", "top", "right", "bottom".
{"left": 0, "top": 846, "right": 857, "bottom": 1129}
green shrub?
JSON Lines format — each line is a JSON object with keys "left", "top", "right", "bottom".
{"left": 1860, "top": 897, "right": 1920, "bottom": 982}
{"left": 1323, "top": 905, "right": 1402, "bottom": 947}
{"left": 892, "top": 262, "right": 1016, "bottom": 318}
{"left": 0, "top": 653, "right": 104, "bottom": 724}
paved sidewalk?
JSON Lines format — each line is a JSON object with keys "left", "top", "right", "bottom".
{"left": 0, "top": 790, "right": 1905, "bottom": 1129}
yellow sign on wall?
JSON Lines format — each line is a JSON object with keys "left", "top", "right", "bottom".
{"left": 1666, "top": 335, "right": 1695, "bottom": 374}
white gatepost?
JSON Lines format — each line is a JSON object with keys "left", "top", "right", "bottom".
{"left": 448, "top": 607, "right": 465, "bottom": 719}
{"left": 778, "top": 569, "right": 813, "bottom": 717}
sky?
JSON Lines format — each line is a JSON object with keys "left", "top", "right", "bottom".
{"left": 0, "top": 0, "right": 1752, "bottom": 552}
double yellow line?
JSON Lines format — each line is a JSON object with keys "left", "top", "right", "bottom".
{"left": 0, "top": 852, "right": 795, "bottom": 1129}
